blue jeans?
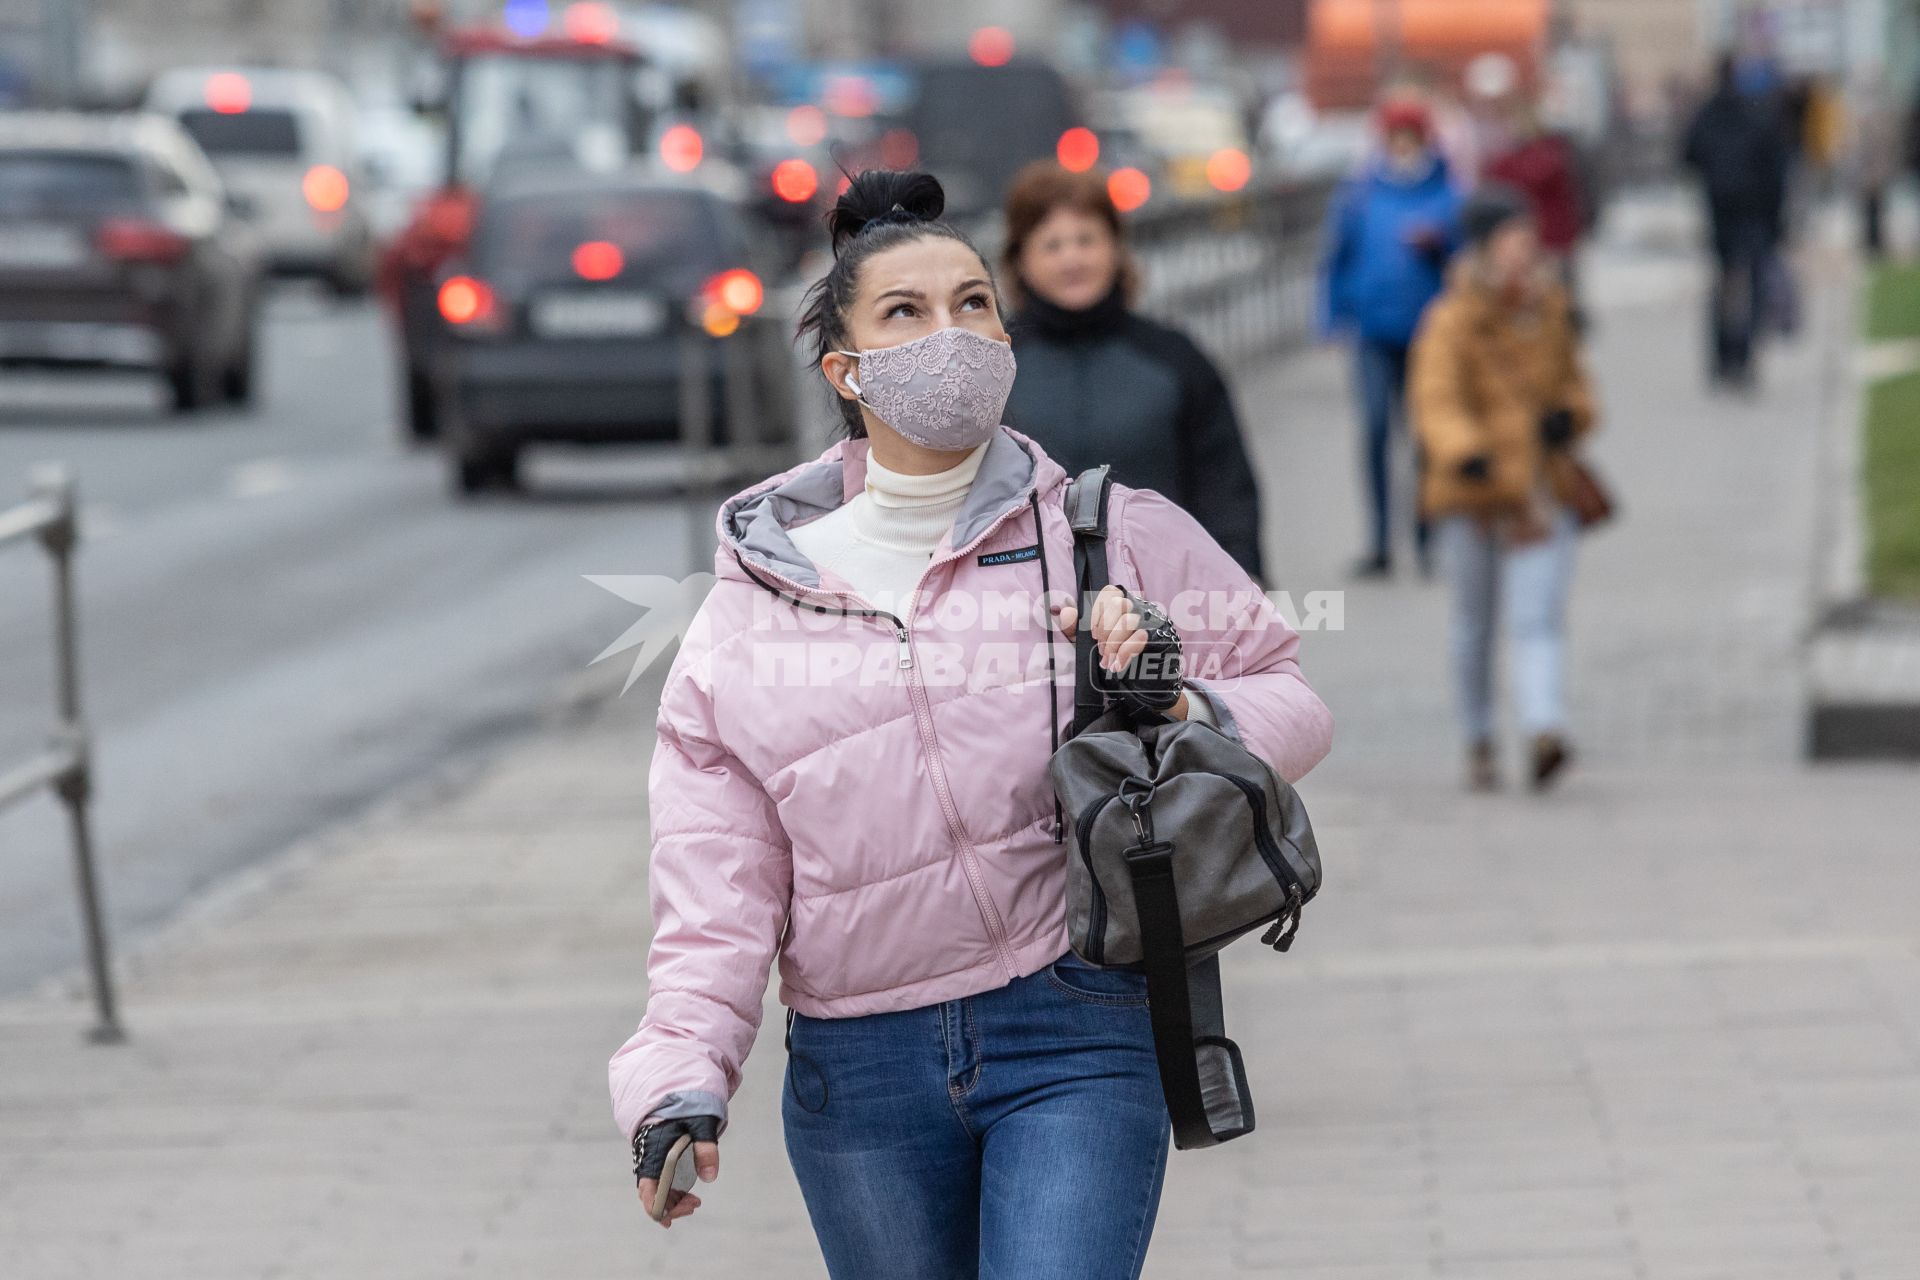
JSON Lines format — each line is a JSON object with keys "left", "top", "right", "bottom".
{"left": 782, "top": 950, "right": 1171, "bottom": 1280}
{"left": 1437, "top": 510, "right": 1579, "bottom": 742}
{"left": 1355, "top": 338, "right": 1428, "bottom": 564}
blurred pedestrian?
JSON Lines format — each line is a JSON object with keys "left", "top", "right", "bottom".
{"left": 1000, "top": 161, "right": 1266, "bottom": 580}
{"left": 1463, "top": 52, "right": 1524, "bottom": 180}
{"left": 609, "top": 169, "right": 1333, "bottom": 1275}
{"left": 1484, "top": 97, "right": 1586, "bottom": 298}
{"left": 1848, "top": 70, "right": 1904, "bottom": 259}
{"left": 1682, "top": 55, "right": 1791, "bottom": 390}
{"left": 1320, "top": 95, "right": 1463, "bottom": 578}
{"left": 1413, "top": 67, "right": 1483, "bottom": 194}
{"left": 1410, "top": 185, "right": 1599, "bottom": 792}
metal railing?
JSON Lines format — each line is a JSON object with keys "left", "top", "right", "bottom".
{"left": 673, "top": 312, "right": 800, "bottom": 488}
{"left": 1127, "top": 177, "right": 1341, "bottom": 369}
{"left": 0, "top": 465, "right": 122, "bottom": 1043}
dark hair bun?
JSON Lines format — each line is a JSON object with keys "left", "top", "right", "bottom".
{"left": 827, "top": 169, "right": 946, "bottom": 255}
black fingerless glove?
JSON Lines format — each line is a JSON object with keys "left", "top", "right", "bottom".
{"left": 1539, "top": 409, "right": 1576, "bottom": 449}
{"left": 1457, "top": 454, "right": 1493, "bottom": 482}
{"left": 631, "top": 1114, "right": 720, "bottom": 1185}
{"left": 1100, "top": 591, "right": 1184, "bottom": 720}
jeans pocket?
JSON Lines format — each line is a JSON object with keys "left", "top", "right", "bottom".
{"left": 1045, "top": 952, "right": 1151, "bottom": 1006}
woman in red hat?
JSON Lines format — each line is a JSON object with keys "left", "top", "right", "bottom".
{"left": 1319, "top": 95, "right": 1465, "bottom": 578}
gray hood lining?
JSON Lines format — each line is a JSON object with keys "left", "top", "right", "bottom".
{"left": 720, "top": 428, "right": 1039, "bottom": 590}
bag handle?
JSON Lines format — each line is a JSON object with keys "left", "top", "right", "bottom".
{"left": 1064, "top": 466, "right": 1112, "bottom": 739}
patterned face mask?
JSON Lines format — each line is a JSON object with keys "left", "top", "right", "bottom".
{"left": 836, "top": 326, "right": 1018, "bottom": 450}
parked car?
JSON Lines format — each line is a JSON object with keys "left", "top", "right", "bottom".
{"left": 146, "top": 67, "right": 374, "bottom": 294}
{"left": 0, "top": 112, "right": 263, "bottom": 412}
{"left": 430, "top": 169, "right": 791, "bottom": 494}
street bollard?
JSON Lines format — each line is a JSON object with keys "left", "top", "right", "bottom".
{"left": 677, "top": 326, "right": 720, "bottom": 575}
{"left": 0, "top": 466, "right": 123, "bottom": 1044}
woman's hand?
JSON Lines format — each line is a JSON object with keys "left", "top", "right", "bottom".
{"left": 1055, "top": 585, "right": 1189, "bottom": 720}
{"left": 633, "top": 1117, "right": 721, "bottom": 1230}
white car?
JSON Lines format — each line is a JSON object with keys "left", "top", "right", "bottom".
{"left": 145, "top": 67, "right": 373, "bottom": 294}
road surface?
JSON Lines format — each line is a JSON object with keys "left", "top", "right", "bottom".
{"left": 0, "top": 286, "right": 724, "bottom": 992}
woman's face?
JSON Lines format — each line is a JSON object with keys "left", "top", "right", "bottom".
{"left": 1016, "top": 205, "right": 1120, "bottom": 312}
{"left": 819, "top": 235, "right": 1009, "bottom": 433}
{"left": 1485, "top": 218, "right": 1541, "bottom": 288}
{"left": 1383, "top": 127, "right": 1430, "bottom": 167}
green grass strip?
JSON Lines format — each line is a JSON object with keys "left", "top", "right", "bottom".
{"left": 1866, "top": 264, "right": 1920, "bottom": 343}
{"left": 1864, "top": 369, "right": 1920, "bottom": 601}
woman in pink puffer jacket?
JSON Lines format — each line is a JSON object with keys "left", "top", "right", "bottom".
{"left": 611, "top": 170, "right": 1332, "bottom": 1278}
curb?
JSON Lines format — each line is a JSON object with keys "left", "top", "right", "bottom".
{"left": 1804, "top": 265, "right": 1920, "bottom": 759}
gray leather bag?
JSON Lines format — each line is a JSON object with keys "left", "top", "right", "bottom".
{"left": 1047, "top": 467, "right": 1322, "bottom": 1150}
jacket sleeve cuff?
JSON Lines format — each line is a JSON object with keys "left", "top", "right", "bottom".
{"left": 637, "top": 1089, "right": 730, "bottom": 1140}
{"left": 1182, "top": 681, "right": 1238, "bottom": 740}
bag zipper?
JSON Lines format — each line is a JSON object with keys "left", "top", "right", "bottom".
{"left": 1073, "top": 794, "right": 1117, "bottom": 963}
{"left": 1213, "top": 772, "right": 1318, "bottom": 902}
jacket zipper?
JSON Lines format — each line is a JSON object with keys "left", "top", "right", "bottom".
{"left": 733, "top": 491, "right": 1045, "bottom": 978}
{"left": 895, "top": 498, "right": 1043, "bottom": 977}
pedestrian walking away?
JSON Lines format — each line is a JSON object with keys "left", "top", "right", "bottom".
{"left": 1320, "top": 94, "right": 1464, "bottom": 579}
{"left": 1409, "top": 184, "right": 1601, "bottom": 792}
{"left": 1482, "top": 93, "right": 1587, "bottom": 313}
{"left": 608, "top": 168, "right": 1334, "bottom": 1279}
{"left": 1845, "top": 68, "right": 1904, "bottom": 259}
{"left": 999, "top": 161, "right": 1267, "bottom": 582}
{"left": 1682, "top": 55, "right": 1792, "bottom": 391}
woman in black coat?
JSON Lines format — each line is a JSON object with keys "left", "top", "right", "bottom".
{"left": 999, "top": 162, "right": 1266, "bottom": 581}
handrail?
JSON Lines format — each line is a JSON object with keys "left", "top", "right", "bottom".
{"left": 0, "top": 465, "right": 122, "bottom": 1043}
{"left": 1125, "top": 177, "right": 1342, "bottom": 368}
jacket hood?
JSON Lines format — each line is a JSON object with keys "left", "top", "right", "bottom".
{"left": 715, "top": 425, "right": 1070, "bottom": 590}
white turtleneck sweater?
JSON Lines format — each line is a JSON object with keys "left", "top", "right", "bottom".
{"left": 788, "top": 440, "right": 1210, "bottom": 725}
{"left": 789, "top": 441, "right": 990, "bottom": 618}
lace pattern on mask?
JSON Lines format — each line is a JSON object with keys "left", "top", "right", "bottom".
{"left": 853, "top": 327, "right": 1017, "bottom": 448}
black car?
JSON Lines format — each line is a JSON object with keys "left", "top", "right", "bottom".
{"left": 432, "top": 169, "right": 792, "bottom": 494}
{"left": 0, "top": 113, "right": 264, "bottom": 412}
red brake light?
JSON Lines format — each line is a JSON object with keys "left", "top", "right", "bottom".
{"left": 1108, "top": 167, "right": 1151, "bottom": 213}
{"left": 205, "top": 73, "right": 251, "bottom": 114}
{"left": 879, "top": 128, "right": 919, "bottom": 169}
{"left": 969, "top": 26, "right": 1014, "bottom": 67}
{"left": 303, "top": 165, "right": 350, "bottom": 213}
{"left": 1206, "top": 148, "right": 1252, "bottom": 193}
{"left": 438, "top": 275, "right": 496, "bottom": 326}
{"left": 96, "top": 218, "right": 190, "bottom": 264}
{"left": 771, "top": 158, "right": 818, "bottom": 204}
{"left": 705, "top": 268, "right": 763, "bottom": 316}
{"left": 572, "top": 240, "right": 623, "bottom": 281}
{"left": 562, "top": 2, "right": 618, "bottom": 43}
{"left": 660, "top": 124, "right": 703, "bottom": 173}
{"left": 785, "top": 105, "right": 827, "bottom": 147}
{"left": 421, "top": 188, "right": 475, "bottom": 245}
{"left": 1057, "top": 127, "right": 1099, "bottom": 172}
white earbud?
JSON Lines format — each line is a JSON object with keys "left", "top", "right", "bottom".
{"left": 844, "top": 372, "right": 862, "bottom": 397}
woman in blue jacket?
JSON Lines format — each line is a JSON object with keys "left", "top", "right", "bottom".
{"left": 1321, "top": 97, "right": 1464, "bottom": 578}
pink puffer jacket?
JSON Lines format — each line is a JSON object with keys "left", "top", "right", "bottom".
{"left": 609, "top": 428, "right": 1332, "bottom": 1139}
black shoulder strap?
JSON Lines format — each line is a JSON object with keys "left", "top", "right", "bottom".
{"left": 1064, "top": 466, "right": 1112, "bottom": 739}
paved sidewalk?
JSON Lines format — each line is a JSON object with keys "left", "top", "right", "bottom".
{"left": 3, "top": 223, "right": 1918, "bottom": 1280}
